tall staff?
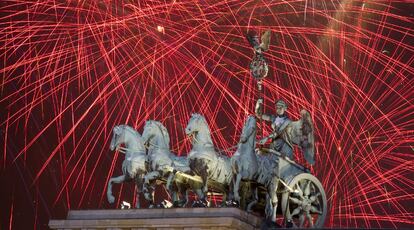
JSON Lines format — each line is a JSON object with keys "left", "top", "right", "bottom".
{"left": 247, "top": 30, "right": 271, "bottom": 141}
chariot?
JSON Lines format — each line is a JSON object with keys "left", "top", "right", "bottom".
{"left": 167, "top": 147, "right": 327, "bottom": 228}
{"left": 107, "top": 113, "right": 327, "bottom": 228}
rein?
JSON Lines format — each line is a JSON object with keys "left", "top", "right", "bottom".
{"left": 214, "top": 145, "right": 238, "bottom": 156}
{"left": 145, "top": 142, "right": 170, "bottom": 151}
{"left": 116, "top": 146, "right": 145, "bottom": 154}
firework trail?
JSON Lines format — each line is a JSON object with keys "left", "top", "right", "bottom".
{"left": 0, "top": 0, "right": 413, "bottom": 228}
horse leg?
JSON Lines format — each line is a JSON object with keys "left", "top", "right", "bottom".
{"left": 270, "top": 178, "right": 280, "bottom": 223}
{"left": 201, "top": 170, "right": 209, "bottom": 206}
{"left": 107, "top": 175, "right": 126, "bottom": 204}
{"left": 234, "top": 173, "right": 242, "bottom": 203}
{"left": 199, "top": 162, "right": 209, "bottom": 200}
{"left": 193, "top": 187, "right": 207, "bottom": 207}
{"left": 227, "top": 176, "right": 234, "bottom": 202}
{"left": 143, "top": 171, "right": 160, "bottom": 207}
{"left": 167, "top": 172, "right": 187, "bottom": 207}
{"left": 265, "top": 193, "right": 272, "bottom": 220}
{"left": 246, "top": 185, "right": 258, "bottom": 212}
{"left": 166, "top": 173, "right": 176, "bottom": 198}
{"left": 170, "top": 190, "right": 178, "bottom": 207}
{"left": 169, "top": 180, "right": 181, "bottom": 208}
{"left": 182, "top": 188, "right": 189, "bottom": 207}
{"left": 175, "top": 181, "right": 190, "bottom": 207}
{"left": 135, "top": 176, "right": 144, "bottom": 209}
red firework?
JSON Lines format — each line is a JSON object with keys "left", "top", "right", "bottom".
{"left": 0, "top": 0, "right": 413, "bottom": 229}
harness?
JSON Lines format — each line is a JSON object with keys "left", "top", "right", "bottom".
{"left": 116, "top": 146, "right": 144, "bottom": 154}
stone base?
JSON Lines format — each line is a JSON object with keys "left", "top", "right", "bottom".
{"left": 49, "top": 208, "right": 263, "bottom": 230}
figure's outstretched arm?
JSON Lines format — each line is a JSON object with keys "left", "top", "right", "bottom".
{"left": 255, "top": 99, "right": 274, "bottom": 123}
{"left": 260, "top": 114, "right": 274, "bottom": 122}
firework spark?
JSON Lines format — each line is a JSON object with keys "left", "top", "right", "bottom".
{"left": 0, "top": 0, "right": 413, "bottom": 229}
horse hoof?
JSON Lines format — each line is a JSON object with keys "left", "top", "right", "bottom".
{"left": 225, "top": 200, "right": 239, "bottom": 207}
{"left": 160, "top": 200, "right": 173, "bottom": 208}
{"left": 107, "top": 195, "right": 115, "bottom": 204}
{"left": 173, "top": 200, "right": 186, "bottom": 208}
{"left": 192, "top": 200, "right": 208, "bottom": 208}
{"left": 285, "top": 219, "right": 293, "bottom": 228}
{"left": 191, "top": 200, "right": 200, "bottom": 208}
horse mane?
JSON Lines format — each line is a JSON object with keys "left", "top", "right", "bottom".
{"left": 191, "top": 113, "right": 203, "bottom": 120}
{"left": 191, "top": 113, "right": 214, "bottom": 146}
{"left": 149, "top": 120, "right": 170, "bottom": 147}
{"left": 118, "top": 125, "right": 140, "bottom": 136}
{"left": 118, "top": 125, "right": 144, "bottom": 145}
{"left": 191, "top": 113, "right": 209, "bottom": 128}
{"left": 241, "top": 115, "right": 253, "bottom": 132}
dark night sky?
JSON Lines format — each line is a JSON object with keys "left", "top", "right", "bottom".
{"left": 1, "top": 1, "right": 413, "bottom": 229}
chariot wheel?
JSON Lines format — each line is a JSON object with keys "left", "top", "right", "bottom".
{"left": 281, "top": 173, "right": 327, "bottom": 228}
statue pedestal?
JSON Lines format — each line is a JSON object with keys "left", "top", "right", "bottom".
{"left": 49, "top": 207, "right": 263, "bottom": 230}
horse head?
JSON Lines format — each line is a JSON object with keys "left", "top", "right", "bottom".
{"left": 110, "top": 125, "right": 124, "bottom": 151}
{"left": 142, "top": 120, "right": 170, "bottom": 150}
{"left": 240, "top": 115, "right": 257, "bottom": 143}
{"left": 110, "top": 125, "right": 145, "bottom": 153}
{"left": 185, "top": 113, "right": 208, "bottom": 136}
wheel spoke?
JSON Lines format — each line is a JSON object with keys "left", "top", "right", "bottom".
{"left": 310, "top": 192, "right": 321, "bottom": 203}
{"left": 306, "top": 212, "right": 314, "bottom": 227}
{"left": 285, "top": 174, "right": 326, "bottom": 228}
{"left": 291, "top": 207, "right": 301, "bottom": 216}
{"left": 310, "top": 205, "right": 323, "bottom": 214}
{"left": 289, "top": 197, "right": 302, "bottom": 205}
{"left": 304, "top": 180, "right": 311, "bottom": 196}
{"left": 295, "top": 184, "right": 304, "bottom": 197}
{"left": 299, "top": 180, "right": 306, "bottom": 192}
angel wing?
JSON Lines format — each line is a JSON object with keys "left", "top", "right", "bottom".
{"left": 246, "top": 30, "right": 270, "bottom": 51}
{"left": 259, "top": 30, "right": 271, "bottom": 51}
{"left": 299, "top": 109, "right": 315, "bottom": 165}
